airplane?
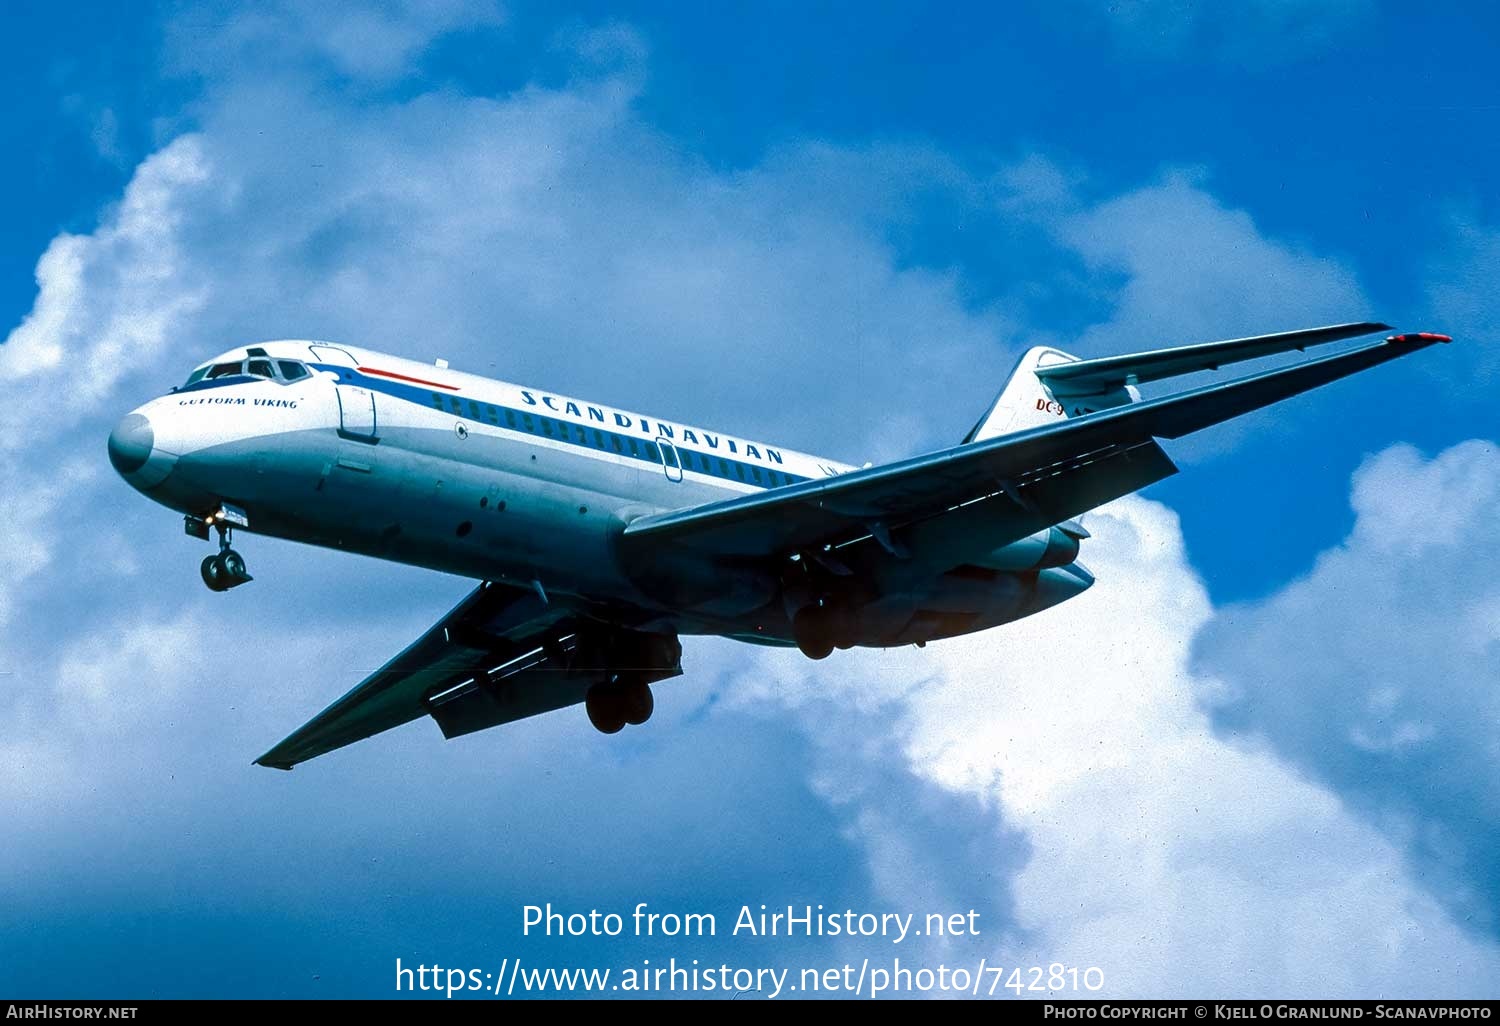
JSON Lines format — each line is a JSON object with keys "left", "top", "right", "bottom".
{"left": 107, "top": 322, "right": 1449, "bottom": 769}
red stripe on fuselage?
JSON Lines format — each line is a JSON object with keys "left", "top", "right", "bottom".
{"left": 358, "top": 366, "right": 461, "bottom": 390}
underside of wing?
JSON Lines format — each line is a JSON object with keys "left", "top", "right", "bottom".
{"left": 255, "top": 582, "right": 565, "bottom": 769}
{"left": 254, "top": 584, "right": 685, "bottom": 770}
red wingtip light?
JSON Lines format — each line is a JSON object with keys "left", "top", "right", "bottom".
{"left": 1388, "top": 331, "right": 1452, "bottom": 344}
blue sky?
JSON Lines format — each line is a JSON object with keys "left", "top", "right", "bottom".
{"left": 1, "top": 0, "right": 1497, "bottom": 999}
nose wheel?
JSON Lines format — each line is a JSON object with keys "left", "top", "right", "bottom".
{"left": 200, "top": 518, "right": 254, "bottom": 592}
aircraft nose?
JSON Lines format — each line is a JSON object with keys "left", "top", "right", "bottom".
{"left": 108, "top": 410, "right": 177, "bottom": 488}
{"left": 108, "top": 413, "right": 154, "bottom": 476}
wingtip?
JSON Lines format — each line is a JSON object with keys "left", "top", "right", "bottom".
{"left": 1387, "top": 331, "right": 1453, "bottom": 344}
{"left": 253, "top": 757, "right": 294, "bottom": 771}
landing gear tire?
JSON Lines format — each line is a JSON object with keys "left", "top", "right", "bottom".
{"left": 220, "top": 549, "right": 248, "bottom": 580}
{"left": 792, "top": 605, "right": 836, "bottom": 661}
{"left": 200, "top": 547, "right": 253, "bottom": 592}
{"left": 585, "top": 684, "right": 628, "bottom": 734}
{"left": 621, "top": 681, "right": 654, "bottom": 725}
{"left": 200, "top": 554, "right": 229, "bottom": 592}
{"left": 827, "top": 604, "right": 856, "bottom": 650}
{"left": 586, "top": 678, "right": 655, "bottom": 733}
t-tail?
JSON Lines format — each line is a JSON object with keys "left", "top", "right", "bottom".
{"left": 963, "top": 346, "right": 1137, "bottom": 443}
{"left": 960, "top": 321, "right": 1441, "bottom": 445}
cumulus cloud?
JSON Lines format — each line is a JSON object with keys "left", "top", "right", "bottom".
{"left": 0, "top": 136, "right": 211, "bottom": 627}
{"left": 1059, "top": 171, "right": 1370, "bottom": 355}
{"left": 727, "top": 489, "right": 1500, "bottom": 995}
{"left": 1194, "top": 439, "right": 1500, "bottom": 940}
{"left": 169, "top": 0, "right": 505, "bottom": 83}
{"left": 998, "top": 162, "right": 1381, "bottom": 462}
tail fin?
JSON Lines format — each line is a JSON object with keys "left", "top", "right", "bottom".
{"left": 964, "top": 346, "right": 1137, "bottom": 443}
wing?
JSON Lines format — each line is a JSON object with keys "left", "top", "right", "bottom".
{"left": 256, "top": 582, "right": 571, "bottom": 770}
{"left": 622, "top": 329, "right": 1449, "bottom": 562}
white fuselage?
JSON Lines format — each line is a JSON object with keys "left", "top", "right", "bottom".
{"left": 110, "top": 339, "right": 1089, "bottom": 647}
{"left": 111, "top": 341, "right": 855, "bottom": 627}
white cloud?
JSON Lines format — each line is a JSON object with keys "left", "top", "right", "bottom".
{"left": 726, "top": 487, "right": 1500, "bottom": 996}
{"left": 1001, "top": 165, "right": 1378, "bottom": 461}
{"left": 1060, "top": 171, "right": 1371, "bottom": 355}
{"left": 171, "top": 0, "right": 505, "bottom": 83}
{"left": 0, "top": 136, "right": 209, "bottom": 400}
{"left": 1194, "top": 439, "right": 1500, "bottom": 939}
{"left": 0, "top": 136, "right": 210, "bottom": 627}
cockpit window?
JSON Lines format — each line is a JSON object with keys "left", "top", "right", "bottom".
{"left": 183, "top": 367, "right": 209, "bottom": 387}
{"left": 246, "top": 359, "right": 274, "bottom": 379}
{"left": 206, "top": 362, "right": 245, "bottom": 379}
{"left": 277, "top": 360, "right": 310, "bottom": 382}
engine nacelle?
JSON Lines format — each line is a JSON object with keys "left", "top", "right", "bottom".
{"left": 974, "top": 524, "right": 1082, "bottom": 571}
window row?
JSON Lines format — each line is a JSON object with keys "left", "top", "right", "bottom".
{"left": 427, "top": 392, "right": 799, "bottom": 488}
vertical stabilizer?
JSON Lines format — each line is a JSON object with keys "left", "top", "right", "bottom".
{"left": 963, "top": 346, "right": 1138, "bottom": 443}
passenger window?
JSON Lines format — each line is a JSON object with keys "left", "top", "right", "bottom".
{"left": 593, "top": 430, "right": 605, "bottom": 449}
{"left": 718, "top": 459, "right": 729, "bottom": 476}
{"left": 644, "top": 441, "right": 659, "bottom": 461}
{"left": 206, "top": 362, "right": 243, "bottom": 379}
{"left": 247, "top": 359, "right": 274, "bottom": 378}
{"left": 750, "top": 466, "right": 762, "bottom": 483}
{"left": 735, "top": 463, "right": 746, "bottom": 481}
{"left": 628, "top": 439, "right": 640, "bottom": 457}
{"left": 505, "top": 409, "right": 517, "bottom": 427}
{"left": 278, "top": 361, "right": 310, "bottom": 382}
{"left": 612, "top": 436, "right": 623, "bottom": 453}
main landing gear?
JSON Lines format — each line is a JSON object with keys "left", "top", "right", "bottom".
{"left": 584, "top": 675, "right": 655, "bottom": 734}
{"left": 791, "top": 599, "right": 856, "bottom": 660}
{"left": 193, "top": 508, "right": 254, "bottom": 592}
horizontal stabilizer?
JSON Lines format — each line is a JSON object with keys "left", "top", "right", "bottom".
{"left": 1036, "top": 321, "right": 1391, "bottom": 396}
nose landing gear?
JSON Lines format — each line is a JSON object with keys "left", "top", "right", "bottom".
{"left": 201, "top": 547, "right": 252, "bottom": 591}
{"left": 196, "top": 508, "right": 254, "bottom": 592}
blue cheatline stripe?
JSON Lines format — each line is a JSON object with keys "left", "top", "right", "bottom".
{"left": 172, "top": 365, "right": 811, "bottom": 489}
